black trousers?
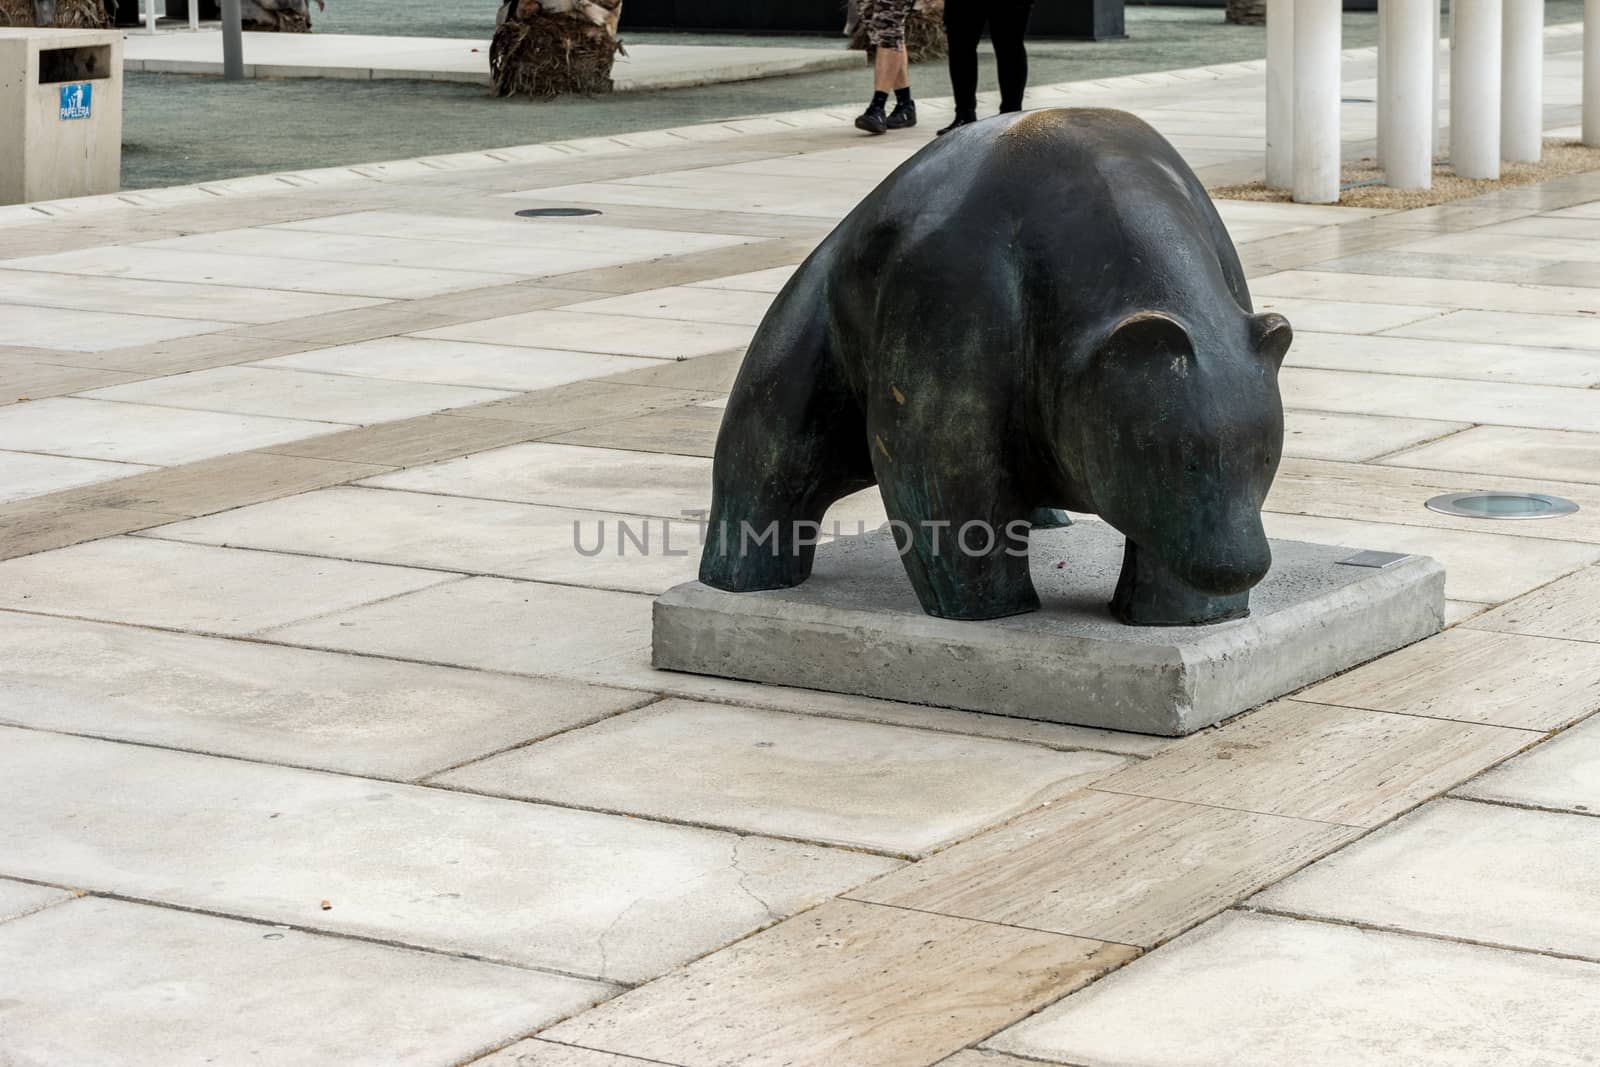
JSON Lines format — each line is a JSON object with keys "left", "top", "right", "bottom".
{"left": 944, "top": 0, "right": 1036, "bottom": 116}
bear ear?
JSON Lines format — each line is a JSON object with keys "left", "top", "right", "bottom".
{"left": 1251, "top": 312, "right": 1293, "bottom": 367}
{"left": 1099, "top": 311, "right": 1195, "bottom": 362}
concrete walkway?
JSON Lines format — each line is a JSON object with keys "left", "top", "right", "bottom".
{"left": 121, "top": 29, "right": 860, "bottom": 91}
{"left": 2, "top": 28, "right": 1599, "bottom": 1067}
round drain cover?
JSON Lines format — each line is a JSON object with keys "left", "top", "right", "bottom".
{"left": 516, "top": 207, "right": 602, "bottom": 218}
{"left": 1425, "top": 491, "right": 1579, "bottom": 520}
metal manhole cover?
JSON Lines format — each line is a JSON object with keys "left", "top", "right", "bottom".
{"left": 517, "top": 207, "right": 602, "bottom": 218}
{"left": 1425, "top": 491, "right": 1579, "bottom": 520}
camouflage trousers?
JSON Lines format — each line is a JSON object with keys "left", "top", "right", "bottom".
{"left": 865, "top": 0, "right": 915, "bottom": 50}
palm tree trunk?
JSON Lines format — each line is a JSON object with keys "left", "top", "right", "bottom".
{"left": 240, "top": 0, "right": 323, "bottom": 32}
{"left": 0, "top": 0, "right": 110, "bottom": 27}
{"left": 492, "top": 0, "right": 624, "bottom": 98}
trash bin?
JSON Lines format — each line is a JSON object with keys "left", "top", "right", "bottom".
{"left": 0, "top": 28, "right": 123, "bottom": 205}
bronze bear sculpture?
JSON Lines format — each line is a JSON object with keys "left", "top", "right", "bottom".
{"left": 699, "top": 108, "right": 1293, "bottom": 626}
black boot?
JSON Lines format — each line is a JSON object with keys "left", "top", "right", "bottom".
{"left": 937, "top": 111, "right": 977, "bottom": 136}
{"left": 856, "top": 91, "right": 890, "bottom": 135}
{"left": 887, "top": 100, "right": 917, "bottom": 130}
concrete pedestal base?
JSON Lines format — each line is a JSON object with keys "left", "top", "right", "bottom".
{"left": 653, "top": 522, "right": 1445, "bottom": 736}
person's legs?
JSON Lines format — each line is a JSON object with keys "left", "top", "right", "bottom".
{"left": 858, "top": 0, "right": 914, "bottom": 134}
{"left": 875, "top": 44, "right": 908, "bottom": 94}
{"left": 991, "top": 0, "right": 1034, "bottom": 113}
{"left": 942, "top": 0, "right": 984, "bottom": 121}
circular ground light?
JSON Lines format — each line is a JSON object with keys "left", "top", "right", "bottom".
{"left": 1425, "top": 491, "right": 1579, "bottom": 520}
{"left": 516, "top": 207, "right": 602, "bottom": 218}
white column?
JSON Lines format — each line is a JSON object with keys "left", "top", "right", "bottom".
{"left": 1377, "top": 1, "right": 1390, "bottom": 167}
{"left": 1384, "top": 0, "right": 1435, "bottom": 188}
{"left": 189, "top": 0, "right": 200, "bottom": 31}
{"left": 1451, "top": 0, "right": 1503, "bottom": 179}
{"left": 1432, "top": 0, "right": 1444, "bottom": 155}
{"left": 145, "top": 0, "right": 158, "bottom": 32}
{"left": 1267, "top": 0, "right": 1295, "bottom": 189}
{"left": 1293, "top": 0, "right": 1342, "bottom": 203}
{"left": 1501, "top": 0, "right": 1543, "bottom": 162}
{"left": 1586, "top": 0, "right": 1600, "bottom": 145}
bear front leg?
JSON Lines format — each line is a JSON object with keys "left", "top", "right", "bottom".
{"left": 1110, "top": 539, "right": 1252, "bottom": 626}
{"left": 867, "top": 419, "right": 1040, "bottom": 622}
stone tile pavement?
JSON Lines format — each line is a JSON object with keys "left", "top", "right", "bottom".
{"left": 1, "top": 29, "right": 1599, "bottom": 1067}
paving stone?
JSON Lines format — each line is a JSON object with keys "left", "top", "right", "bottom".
{"left": 852, "top": 791, "right": 1358, "bottom": 946}
{"left": 1300, "top": 627, "right": 1600, "bottom": 731}
{"left": 0, "top": 267, "right": 384, "bottom": 324}
{"left": 600, "top": 346, "right": 743, "bottom": 393}
{"left": 0, "top": 729, "right": 897, "bottom": 984}
{"left": 466, "top": 381, "right": 716, "bottom": 433}
{"left": 558, "top": 286, "right": 776, "bottom": 327}
{"left": 1395, "top": 228, "right": 1600, "bottom": 264}
{"left": 0, "top": 305, "right": 232, "bottom": 353}
{"left": 4, "top": 246, "right": 523, "bottom": 300}
{"left": 1249, "top": 296, "right": 1444, "bottom": 334}
{"left": 1454, "top": 714, "right": 1600, "bottom": 815}
{"left": 0, "top": 361, "right": 150, "bottom": 405}
{"left": 1279, "top": 411, "right": 1468, "bottom": 463}
{"left": 985, "top": 911, "right": 1600, "bottom": 1067}
{"left": 1284, "top": 330, "right": 1600, "bottom": 388}
{"left": 937, "top": 1053, "right": 1049, "bottom": 1067}
{"left": 79, "top": 366, "right": 515, "bottom": 426}
{"left": 139, "top": 228, "right": 698, "bottom": 279}
{"left": 0, "top": 897, "right": 612, "bottom": 1067}
{"left": 1313, "top": 250, "right": 1556, "bottom": 283}
{"left": 263, "top": 576, "right": 653, "bottom": 678}
{"left": 688, "top": 265, "right": 799, "bottom": 293}
{"left": 418, "top": 310, "right": 755, "bottom": 360}
{"left": 1092, "top": 699, "right": 1536, "bottom": 827}
{"left": 0, "top": 537, "right": 454, "bottom": 636}
{"left": 0, "top": 878, "right": 73, "bottom": 924}
{"left": 233, "top": 304, "right": 466, "bottom": 346}
{"left": 400, "top": 284, "right": 615, "bottom": 322}
{"left": 1465, "top": 564, "right": 1600, "bottom": 642}
{"left": 533, "top": 233, "right": 816, "bottom": 294}
{"left": 1255, "top": 270, "right": 1600, "bottom": 318}
{"left": 260, "top": 412, "right": 537, "bottom": 467}
{"left": 548, "top": 404, "right": 722, "bottom": 457}
{"left": 0, "top": 499, "right": 176, "bottom": 562}
{"left": 35, "top": 332, "right": 322, "bottom": 376}
{"left": 252, "top": 337, "right": 654, "bottom": 391}
{"left": 0, "top": 611, "right": 650, "bottom": 779}
{"left": 434, "top": 700, "right": 1129, "bottom": 856}
{"left": 1386, "top": 309, "right": 1600, "bottom": 352}
{"left": 501, "top": 175, "right": 861, "bottom": 220}
{"left": 1442, "top": 599, "right": 1490, "bottom": 627}
{"left": 269, "top": 210, "right": 757, "bottom": 257}
{"left": 471, "top": 1043, "right": 663, "bottom": 1067}
{"left": 363, "top": 441, "right": 713, "bottom": 517}
{"left": 49, "top": 450, "right": 389, "bottom": 517}
{"left": 1254, "top": 798, "right": 1600, "bottom": 959}
{"left": 1267, "top": 458, "right": 1600, "bottom": 545}
{"left": 543, "top": 899, "right": 1138, "bottom": 1067}
{"left": 0, "top": 450, "right": 154, "bottom": 504}
{"left": 1281, "top": 367, "right": 1600, "bottom": 432}
{"left": 151, "top": 486, "right": 703, "bottom": 594}
{"left": 1262, "top": 511, "right": 1600, "bottom": 605}
{"left": 1380, "top": 425, "right": 1600, "bottom": 484}
{"left": 1525, "top": 260, "right": 1600, "bottom": 289}
{"left": 0, "top": 397, "right": 338, "bottom": 465}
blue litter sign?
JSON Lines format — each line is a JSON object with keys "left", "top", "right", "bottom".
{"left": 58, "top": 83, "right": 92, "bottom": 121}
